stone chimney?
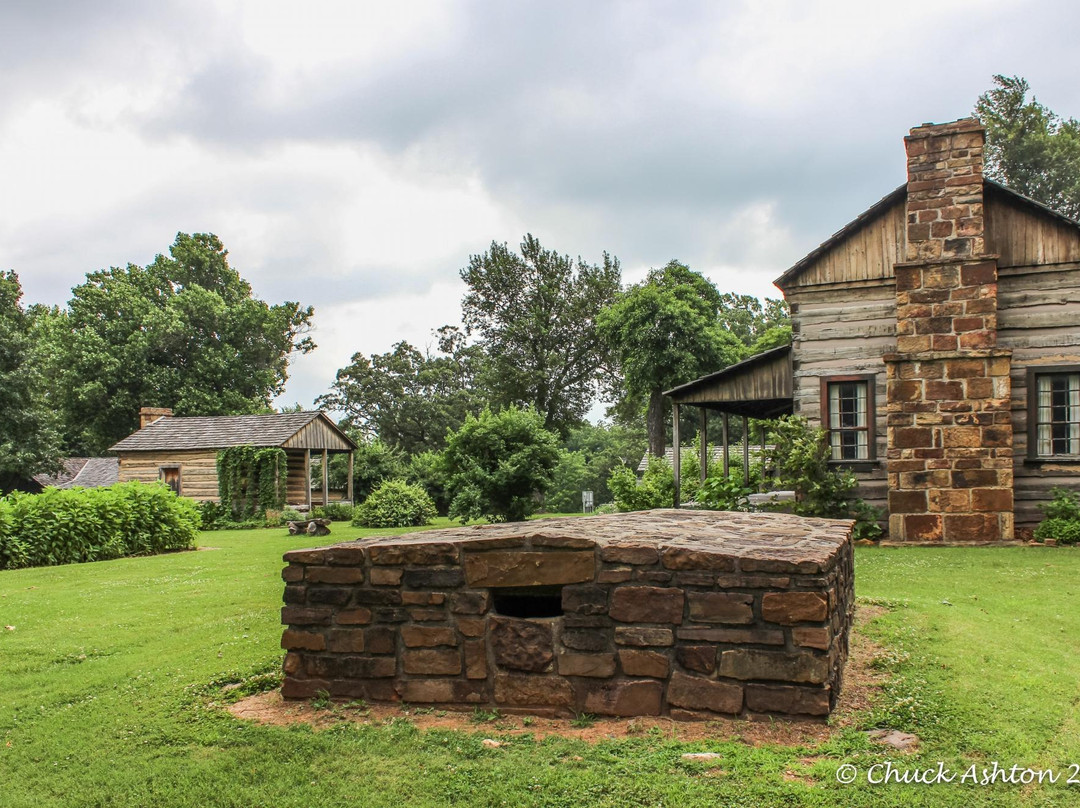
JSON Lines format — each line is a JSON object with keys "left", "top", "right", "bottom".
{"left": 140, "top": 407, "right": 173, "bottom": 429}
{"left": 904, "top": 118, "right": 986, "bottom": 263}
{"left": 885, "top": 118, "right": 1014, "bottom": 543}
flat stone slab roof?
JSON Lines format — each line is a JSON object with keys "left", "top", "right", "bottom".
{"left": 288, "top": 509, "right": 854, "bottom": 575}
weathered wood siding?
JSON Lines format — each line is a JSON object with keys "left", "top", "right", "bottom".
{"left": 119, "top": 448, "right": 314, "bottom": 507}
{"left": 117, "top": 450, "right": 220, "bottom": 502}
{"left": 987, "top": 187, "right": 1080, "bottom": 268}
{"left": 286, "top": 450, "right": 309, "bottom": 507}
{"left": 672, "top": 353, "right": 792, "bottom": 405}
{"left": 998, "top": 262, "right": 1080, "bottom": 530}
{"left": 781, "top": 201, "right": 905, "bottom": 289}
{"left": 283, "top": 417, "right": 352, "bottom": 451}
{"left": 788, "top": 281, "right": 896, "bottom": 515}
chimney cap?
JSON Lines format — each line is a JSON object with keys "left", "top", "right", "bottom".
{"left": 906, "top": 117, "right": 984, "bottom": 140}
{"left": 139, "top": 407, "right": 173, "bottom": 428}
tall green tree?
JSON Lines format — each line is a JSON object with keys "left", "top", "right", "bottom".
{"left": 317, "top": 326, "right": 484, "bottom": 454}
{"left": 0, "top": 272, "right": 63, "bottom": 493}
{"left": 716, "top": 293, "right": 789, "bottom": 348}
{"left": 460, "top": 234, "right": 621, "bottom": 435}
{"left": 598, "top": 261, "right": 745, "bottom": 457}
{"left": 50, "top": 233, "right": 315, "bottom": 454}
{"left": 442, "top": 406, "right": 560, "bottom": 523}
{"left": 976, "top": 75, "right": 1080, "bottom": 220}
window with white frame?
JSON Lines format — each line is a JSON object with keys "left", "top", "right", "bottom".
{"left": 1033, "top": 370, "right": 1080, "bottom": 457}
{"left": 824, "top": 377, "right": 874, "bottom": 461}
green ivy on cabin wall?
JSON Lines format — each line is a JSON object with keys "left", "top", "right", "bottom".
{"left": 215, "top": 446, "right": 288, "bottom": 519}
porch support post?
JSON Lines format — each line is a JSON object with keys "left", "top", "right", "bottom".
{"left": 742, "top": 415, "right": 750, "bottom": 484}
{"left": 721, "top": 412, "right": 730, "bottom": 478}
{"left": 760, "top": 421, "right": 767, "bottom": 492}
{"left": 322, "top": 448, "right": 329, "bottom": 506}
{"left": 672, "top": 403, "right": 681, "bottom": 508}
{"left": 304, "top": 449, "right": 312, "bottom": 511}
{"left": 699, "top": 408, "right": 708, "bottom": 483}
{"left": 347, "top": 451, "right": 355, "bottom": 504}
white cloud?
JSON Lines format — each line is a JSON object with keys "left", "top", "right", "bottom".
{"left": 4, "top": 0, "right": 1080, "bottom": 417}
{"left": 283, "top": 279, "right": 469, "bottom": 411}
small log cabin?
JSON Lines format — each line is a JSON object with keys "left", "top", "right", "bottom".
{"left": 668, "top": 118, "right": 1080, "bottom": 542}
{"left": 110, "top": 408, "right": 357, "bottom": 509}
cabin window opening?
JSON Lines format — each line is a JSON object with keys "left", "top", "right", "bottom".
{"left": 491, "top": 586, "right": 564, "bottom": 619}
{"left": 1035, "top": 371, "right": 1080, "bottom": 457}
{"left": 159, "top": 465, "right": 181, "bottom": 495}
{"left": 823, "top": 377, "right": 874, "bottom": 461}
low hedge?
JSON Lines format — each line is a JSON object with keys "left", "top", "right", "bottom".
{"left": 0, "top": 482, "right": 199, "bottom": 570}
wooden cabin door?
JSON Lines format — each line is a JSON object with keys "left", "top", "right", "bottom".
{"left": 159, "top": 466, "right": 181, "bottom": 495}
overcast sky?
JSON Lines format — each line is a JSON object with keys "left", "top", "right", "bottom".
{"left": 3, "top": 0, "right": 1078, "bottom": 414}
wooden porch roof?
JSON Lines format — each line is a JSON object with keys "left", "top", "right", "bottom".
{"left": 664, "top": 345, "right": 794, "bottom": 418}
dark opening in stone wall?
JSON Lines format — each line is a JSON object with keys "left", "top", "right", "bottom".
{"left": 491, "top": 586, "right": 564, "bottom": 619}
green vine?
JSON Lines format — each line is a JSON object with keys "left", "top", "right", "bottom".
{"left": 216, "top": 446, "right": 288, "bottom": 519}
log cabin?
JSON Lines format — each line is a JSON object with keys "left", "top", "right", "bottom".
{"left": 109, "top": 408, "right": 357, "bottom": 510}
{"left": 667, "top": 118, "right": 1080, "bottom": 542}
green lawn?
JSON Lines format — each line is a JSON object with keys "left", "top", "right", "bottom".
{"left": 2, "top": 525, "right": 1079, "bottom": 807}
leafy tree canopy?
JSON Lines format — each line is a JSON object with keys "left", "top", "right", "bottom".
{"left": 443, "top": 406, "right": 560, "bottom": 523}
{"left": 317, "top": 326, "right": 483, "bottom": 455}
{"left": 597, "top": 260, "right": 746, "bottom": 455}
{"left": 716, "top": 293, "right": 789, "bottom": 348}
{"left": 49, "top": 233, "right": 314, "bottom": 454}
{"left": 460, "top": 234, "right": 621, "bottom": 436}
{"left": 976, "top": 74, "right": 1080, "bottom": 220}
{"left": 0, "top": 271, "right": 63, "bottom": 492}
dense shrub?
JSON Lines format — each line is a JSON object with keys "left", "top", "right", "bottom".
{"left": 765, "top": 416, "right": 882, "bottom": 540}
{"left": 350, "top": 440, "right": 406, "bottom": 501}
{"left": 312, "top": 503, "right": 354, "bottom": 522}
{"left": 1034, "top": 488, "right": 1080, "bottom": 544}
{"left": 405, "top": 451, "right": 451, "bottom": 515}
{"left": 608, "top": 456, "right": 674, "bottom": 512}
{"left": 544, "top": 449, "right": 591, "bottom": 513}
{"left": 353, "top": 480, "right": 437, "bottom": 528}
{"left": 608, "top": 442, "right": 743, "bottom": 513}
{"left": 197, "top": 499, "right": 264, "bottom": 530}
{"left": 1033, "top": 518, "right": 1080, "bottom": 545}
{"left": 443, "top": 407, "right": 560, "bottom": 523}
{"left": 559, "top": 422, "right": 647, "bottom": 506}
{"left": 697, "top": 472, "right": 753, "bottom": 511}
{"left": 0, "top": 497, "right": 28, "bottom": 569}
{"left": 0, "top": 482, "right": 198, "bottom": 570}
{"left": 197, "top": 500, "right": 229, "bottom": 530}
{"left": 1041, "top": 487, "right": 1080, "bottom": 521}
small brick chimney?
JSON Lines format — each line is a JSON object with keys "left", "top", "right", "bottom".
{"left": 885, "top": 118, "right": 1014, "bottom": 543}
{"left": 139, "top": 407, "right": 173, "bottom": 429}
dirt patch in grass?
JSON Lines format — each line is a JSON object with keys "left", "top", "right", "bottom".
{"left": 230, "top": 603, "right": 890, "bottom": 746}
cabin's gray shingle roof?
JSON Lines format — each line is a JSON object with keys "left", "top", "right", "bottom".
{"left": 32, "top": 458, "right": 89, "bottom": 488}
{"left": 109, "top": 411, "right": 329, "bottom": 452}
{"left": 67, "top": 457, "right": 119, "bottom": 488}
{"left": 32, "top": 457, "right": 119, "bottom": 489}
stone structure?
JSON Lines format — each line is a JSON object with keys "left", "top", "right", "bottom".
{"left": 280, "top": 510, "right": 854, "bottom": 719}
{"left": 885, "top": 120, "right": 1014, "bottom": 542}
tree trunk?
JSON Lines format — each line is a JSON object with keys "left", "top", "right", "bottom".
{"left": 647, "top": 387, "right": 666, "bottom": 457}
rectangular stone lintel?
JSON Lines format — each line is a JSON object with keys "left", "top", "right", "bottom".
{"left": 463, "top": 550, "right": 595, "bottom": 587}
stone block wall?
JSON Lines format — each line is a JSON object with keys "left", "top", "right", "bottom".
{"left": 280, "top": 510, "right": 854, "bottom": 720}
{"left": 886, "top": 119, "right": 1014, "bottom": 542}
